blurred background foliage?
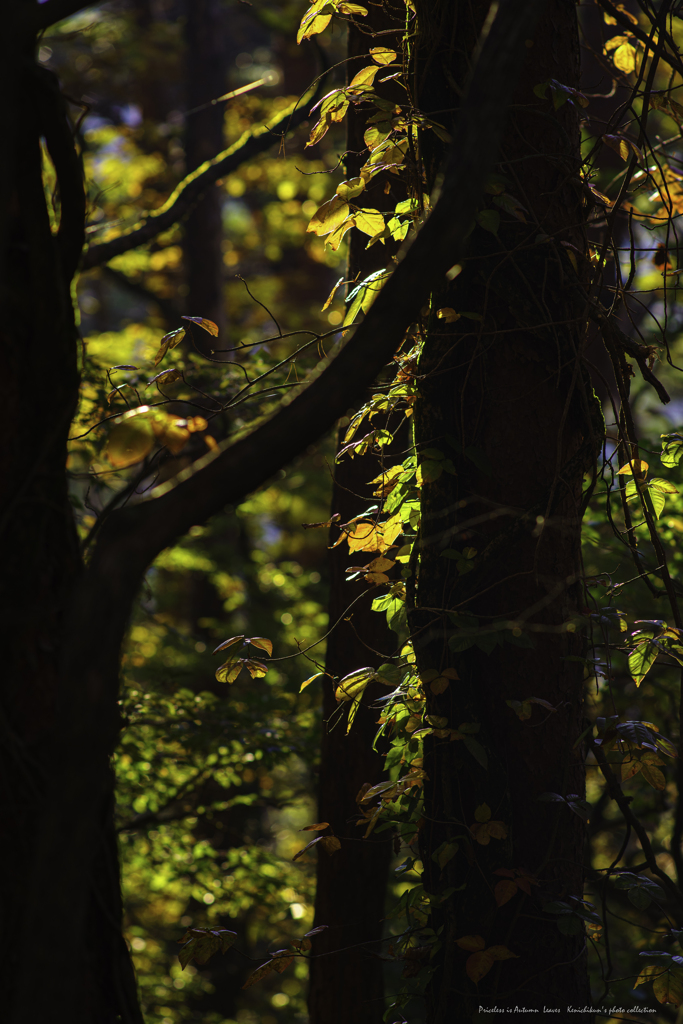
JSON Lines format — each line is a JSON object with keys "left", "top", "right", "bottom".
{"left": 46, "top": 0, "right": 683, "bottom": 1020}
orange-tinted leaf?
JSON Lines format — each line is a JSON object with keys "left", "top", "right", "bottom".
{"left": 186, "top": 416, "right": 208, "bottom": 432}
{"left": 320, "top": 836, "right": 342, "bottom": 855}
{"left": 181, "top": 316, "right": 219, "bottom": 336}
{"left": 456, "top": 934, "right": 486, "bottom": 952}
{"left": 249, "top": 636, "right": 273, "bottom": 656}
{"left": 494, "top": 879, "right": 519, "bottom": 907}
{"left": 271, "top": 954, "right": 295, "bottom": 974}
{"left": 301, "top": 822, "right": 330, "bottom": 831}
{"left": 345, "top": 520, "right": 385, "bottom": 553}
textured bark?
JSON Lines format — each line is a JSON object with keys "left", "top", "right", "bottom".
{"left": 184, "top": 0, "right": 227, "bottom": 340}
{"left": 409, "top": 1, "right": 595, "bottom": 1018}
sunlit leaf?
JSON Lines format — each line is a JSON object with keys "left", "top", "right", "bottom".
{"left": 181, "top": 316, "right": 219, "bottom": 336}
{"left": 215, "top": 660, "right": 243, "bottom": 684}
{"left": 336, "top": 176, "right": 365, "bottom": 200}
{"left": 300, "top": 672, "right": 325, "bottom": 692}
{"left": 355, "top": 208, "right": 385, "bottom": 237}
{"left": 154, "top": 327, "right": 185, "bottom": 366}
{"left": 244, "top": 659, "right": 268, "bottom": 679}
{"left": 661, "top": 433, "right": 683, "bottom": 467}
{"left": 106, "top": 415, "right": 154, "bottom": 469}
{"left": 248, "top": 636, "right": 273, "bottom": 656}
{"left": 307, "top": 197, "right": 350, "bottom": 236}
{"left": 147, "top": 368, "right": 182, "bottom": 387}
{"left": 437, "top": 307, "right": 460, "bottom": 323}
{"left": 348, "top": 65, "right": 381, "bottom": 92}
{"left": 335, "top": 666, "right": 376, "bottom": 701}
{"left": 369, "top": 46, "right": 397, "bottom": 65}
{"left": 628, "top": 633, "right": 658, "bottom": 686}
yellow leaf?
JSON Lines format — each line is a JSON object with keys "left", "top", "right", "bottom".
{"left": 213, "top": 635, "right": 245, "bottom": 654}
{"left": 297, "top": 0, "right": 333, "bottom": 44}
{"left": 369, "top": 46, "right": 396, "bottom": 65}
{"left": 617, "top": 459, "right": 648, "bottom": 477}
{"left": 466, "top": 950, "right": 495, "bottom": 983}
{"left": 355, "top": 208, "right": 385, "bottom": 237}
{"left": 326, "top": 216, "right": 355, "bottom": 250}
{"left": 345, "top": 520, "right": 385, "bottom": 553}
{"left": 300, "top": 672, "right": 325, "bottom": 692}
{"left": 456, "top": 935, "right": 486, "bottom": 952}
{"left": 244, "top": 659, "right": 267, "bottom": 679}
{"left": 336, "top": 176, "right": 365, "bottom": 200}
{"left": 613, "top": 41, "right": 636, "bottom": 74}
{"left": 474, "top": 803, "right": 491, "bottom": 823}
{"left": 215, "top": 660, "right": 243, "bottom": 684}
{"left": 301, "top": 822, "right": 330, "bottom": 831}
{"left": 348, "top": 65, "right": 381, "bottom": 91}
{"left": 337, "top": 1, "right": 368, "bottom": 11}
{"left": 437, "top": 308, "right": 460, "bottom": 323}
{"left": 364, "top": 125, "right": 391, "bottom": 150}
{"left": 382, "top": 512, "right": 404, "bottom": 548}
{"left": 307, "top": 196, "right": 350, "bottom": 236}
{"left": 106, "top": 416, "right": 154, "bottom": 469}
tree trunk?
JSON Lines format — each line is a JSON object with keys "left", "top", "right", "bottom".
{"left": 409, "top": 1, "right": 596, "bottom": 1017}
{"left": 184, "top": 0, "right": 227, "bottom": 340}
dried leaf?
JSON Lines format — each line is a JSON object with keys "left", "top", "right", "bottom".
{"left": 301, "top": 822, "right": 330, "bottom": 831}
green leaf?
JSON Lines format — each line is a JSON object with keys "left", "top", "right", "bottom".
{"left": 461, "top": 735, "right": 488, "bottom": 770}
{"left": 628, "top": 634, "right": 658, "bottom": 686}
{"left": 661, "top": 433, "right": 683, "bottom": 467}
{"left": 215, "top": 659, "right": 243, "bottom": 684}
{"left": 476, "top": 209, "right": 500, "bottom": 234}
{"left": 179, "top": 927, "right": 237, "bottom": 969}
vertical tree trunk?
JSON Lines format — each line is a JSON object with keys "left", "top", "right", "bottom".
{"left": 184, "top": 0, "right": 227, "bottom": 339}
{"left": 409, "top": 1, "right": 597, "bottom": 1017}
{"left": 308, "top": 8, "right": 407, "bottom": 1021}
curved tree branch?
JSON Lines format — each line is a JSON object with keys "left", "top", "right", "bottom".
{"left": 82, "top": 77, "right": 327, "bottom": 270}
{"left": 76, "top": 0, "right": 545, "bottom": 635}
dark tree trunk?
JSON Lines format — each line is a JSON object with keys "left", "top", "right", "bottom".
{"left": 307, "top": 448, "right": 396, "bottom": 1024}
{"left": 408, "top": 1, "right": 597, "bottom": 1017}
{"left": 0, "top": 33, "right": 144, "bottom": 1024}
{"left": 184, "top": 0, "right": 227, "bottom": 341}
{"left": 308, "top": 7, "right": 409, "bottom": 1020}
